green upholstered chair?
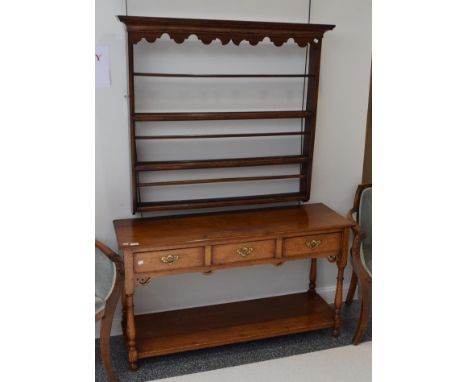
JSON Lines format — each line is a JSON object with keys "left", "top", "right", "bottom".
{"left": 345, "top": 184, "right": 372, "bottom": 345}
{"left": 95, "top": 240, "right": 123, "bottom": 382}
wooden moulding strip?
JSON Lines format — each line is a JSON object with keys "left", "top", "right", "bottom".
{"left": 134, "top": 155, "right": 307, "bottom": 171}
{"left": 136, "top": 192, "right": 306, "bottom": 212}
{"left": 137, "top": 174, "right": 304, "bottom": 187}
{"left": 134, "top": 72, "right": 316, "bottom": 78}
{"left": 135, "top": 132, "right": 308, "bottom": 140}
{"left": 132, "top": 110, "right": 313, "bottom": 122}
{"left": 117, "top": 16, "right": 335, "bottom": 47}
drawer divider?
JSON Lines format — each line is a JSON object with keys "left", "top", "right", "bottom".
{"left": 275, "top": 238, "right": 283, "bottom": 259}
{"left": 205, "top": 245, "right": 212, "bottom": 266}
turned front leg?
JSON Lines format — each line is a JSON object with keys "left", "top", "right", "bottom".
{"left": 308, "top": 258, "right": 317, "bottom": 295}
{"left": 121, "top": 288, "right": 127, "bottom": 332}
{"left": 332, "top": 229, "right": 349, "bottom": 336}
{"left": 126, "top": 294, "right": 138, "bottom": 370}
{"left": 333, "top": 266, "right": 345, "bottom": 336}
{"left": 123, "top": 248, "right": 138, "bottom": 370}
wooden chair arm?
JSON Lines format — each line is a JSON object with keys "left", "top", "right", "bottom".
{"left": 347, "top": 208, "right": 360, "bottom": 235}
{"left": 347, "top": 211, "right": 367, "bottom": 258}
{"left": 95, "top": 240, "right": 123, "bottom": 272}
{"left": 349, "top": 225, "right": 371, "bottom": 284}
{"left": 351, "top": 227, "right": 365, "bottom": 254}
{"left": 349, "top": 183, "right": 372, "bottom": 225}
{"left": 347, "top": 209, "right": 356, "bottom": 223}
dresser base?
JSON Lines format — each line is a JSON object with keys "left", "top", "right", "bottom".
{"left": 115, "top": 204, "right": 353, "bottom": 368}
{"left": 133, "top": 291, "right": 334, "bottom": 359}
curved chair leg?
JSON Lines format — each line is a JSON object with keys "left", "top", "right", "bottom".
{"left": 346, "top": 271, "right": 358, "bottom": 305}
{"left": 100, "top": 274, "right": 123, "bottom": 382}
{"left": 352, "top": 279, "right": 371, "bottom": 345}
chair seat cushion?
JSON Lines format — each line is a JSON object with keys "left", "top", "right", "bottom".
{"left": 360, "top": 243, "right": 372, "bottom": 276}
{"left": 95, "top": 295, "right": 105, "bottom": 315}
{"left": 95, "top": 248, "right": 117, "bottom": 305}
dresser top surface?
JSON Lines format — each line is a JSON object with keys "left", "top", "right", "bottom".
{"left": 114, "top": 203, "right": 353, "bottom": 249}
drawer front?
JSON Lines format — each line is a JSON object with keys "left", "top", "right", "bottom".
{"left": 134, "top": 247, "right": 204, "bottom": 273}
{"left": 283, "top": 233, "right": 341, "bottom": 258}
{"left": 212, "top": 239, "right": 276, "bottom": 265}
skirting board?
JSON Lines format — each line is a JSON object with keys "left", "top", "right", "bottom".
{"left": 95, "top": 282, "right": 357, "bottom": 338}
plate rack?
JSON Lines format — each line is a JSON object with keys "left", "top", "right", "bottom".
{"left": 118, "top": 16, "right": 335, "bottom": 213}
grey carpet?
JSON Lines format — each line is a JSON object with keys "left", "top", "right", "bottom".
{"left": 95, "top": 303, "right": 371, "bottom": 382}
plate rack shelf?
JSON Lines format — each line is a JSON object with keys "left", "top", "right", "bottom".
{"left": 118, "top": 16, "right": 335, "bottom": 213}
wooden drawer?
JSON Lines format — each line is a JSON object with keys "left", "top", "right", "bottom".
{"left": 134, "top": 247, "right": 204, "bottom": 273}
{"left": 283, "top": 233, "right": 341, "bottom": 258}
{"left": 212, "top": 239, "right": 276, "bottom": 265}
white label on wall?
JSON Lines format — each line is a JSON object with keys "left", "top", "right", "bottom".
{"left": 95, "top": 45, "right": 111, "bottom": 88}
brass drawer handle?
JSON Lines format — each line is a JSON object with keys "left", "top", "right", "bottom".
{"left": 305, "top": 239, "right": 322, "bottom": 250}
{"left": 236, "top": 247, "right": 254, "bottom": 257}
{"left": 160, "top": 254, "right": 180, "bottom": 265}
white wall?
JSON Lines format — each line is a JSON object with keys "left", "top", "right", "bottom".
{"left": 96, "top": 0, "right": 371, "bottom": 336}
